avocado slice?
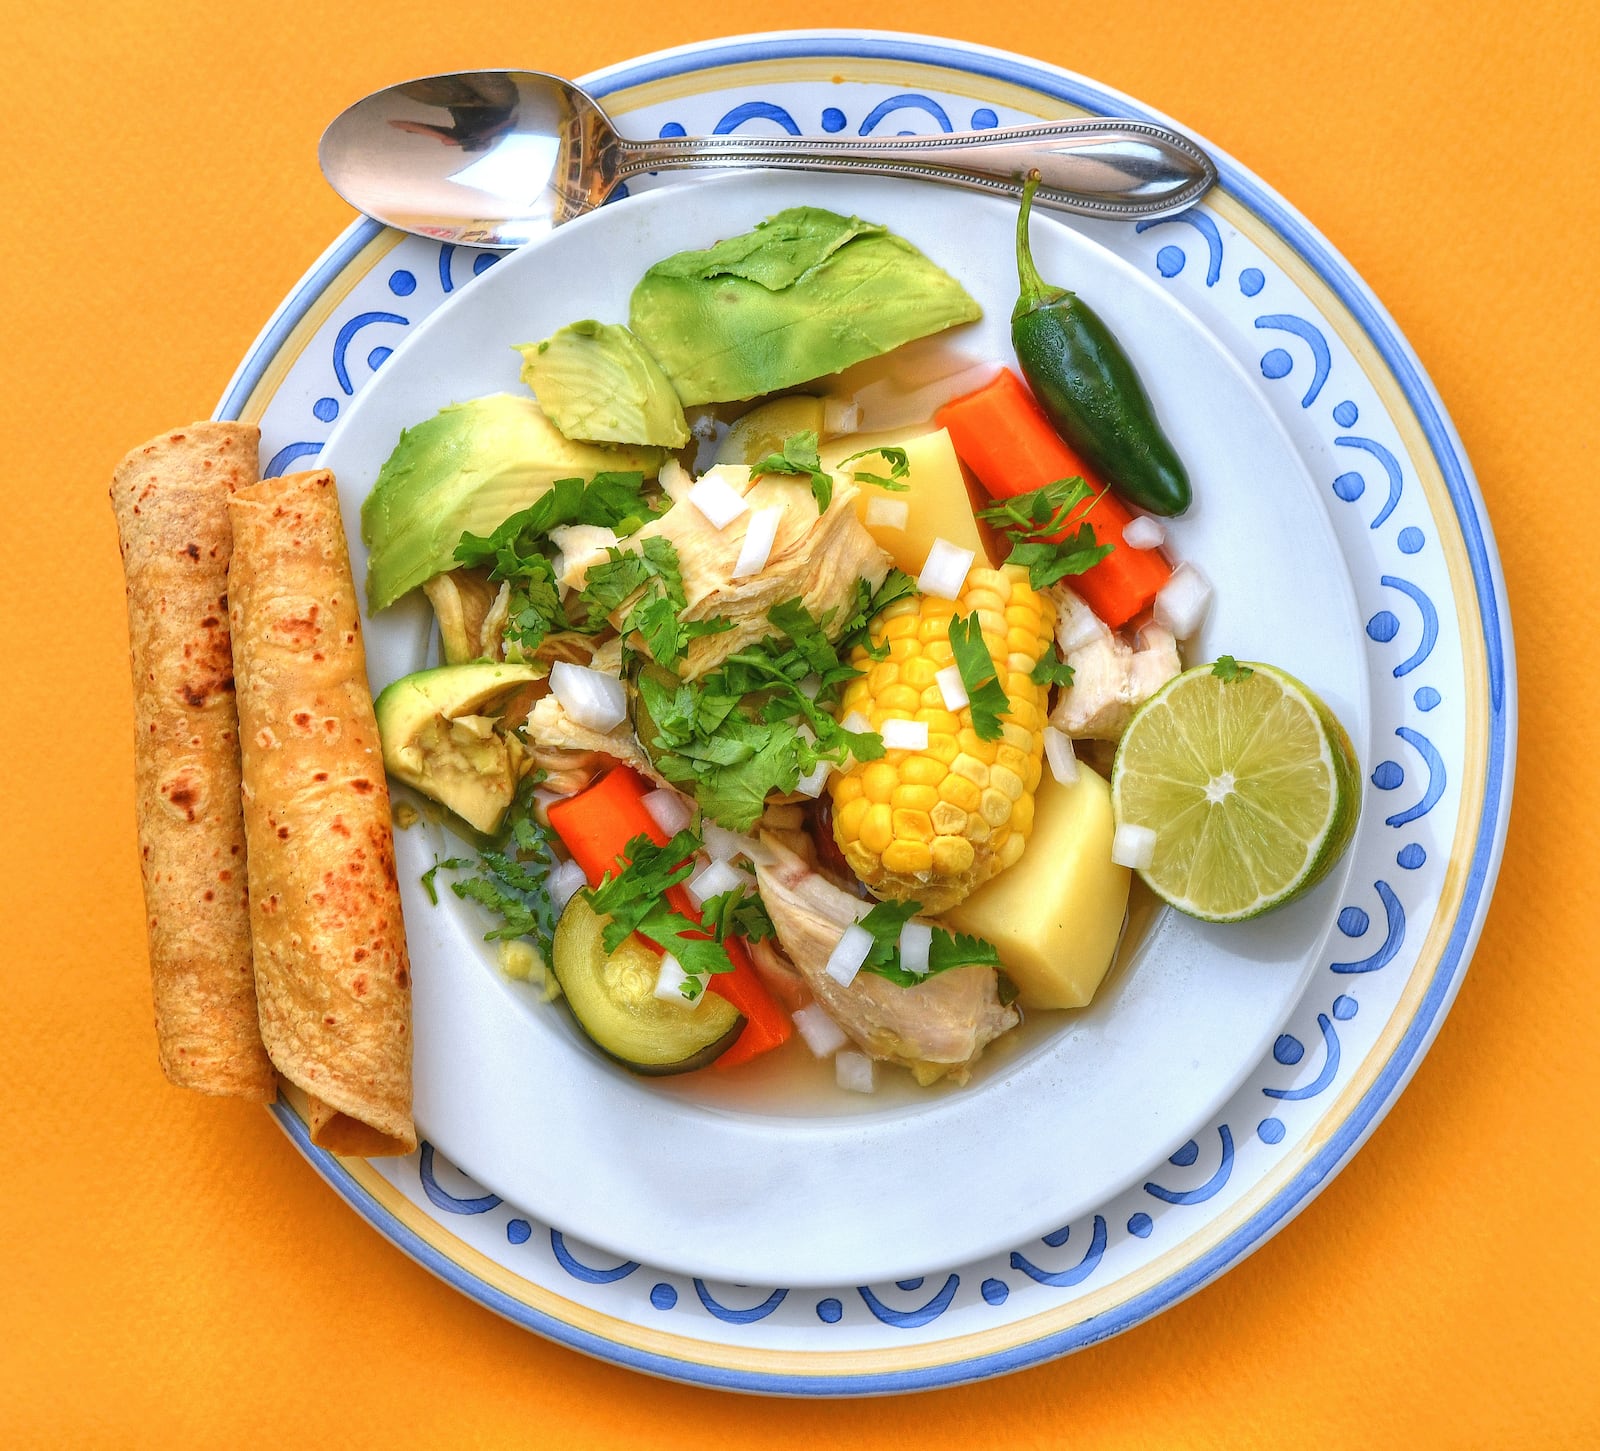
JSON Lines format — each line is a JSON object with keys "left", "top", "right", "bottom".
{"left": 375, "top": 661, "right": 545, "bottom": 834}
{"left": 629, "top": 207, "right": 981, "bottom": 406}
{"left": 360, "top": 393, "right": 664, "bottom": 612}
{"left": 518, "top": 320, "right": 689, "bottom": 449}
{"left": 713, "top": 396, "right": 825, "bottom": 467}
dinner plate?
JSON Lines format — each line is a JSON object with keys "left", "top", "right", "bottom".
{"left": 219, "top": 30, "right": 1515, "bottom": 1393}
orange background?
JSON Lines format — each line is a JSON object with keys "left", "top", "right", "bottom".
{"left": 4, "top": 2, "right": 1597, "bottom": 1445}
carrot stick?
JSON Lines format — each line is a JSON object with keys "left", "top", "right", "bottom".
{"left": 936, "top": 368, "right": 1172, "bottom": 628}
{"left": 547, "top": 768, "right": 791, "bottom": 1066}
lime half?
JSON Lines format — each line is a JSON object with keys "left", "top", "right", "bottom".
{"left": 1110, "top": 662, "right": 1361, "bottom": 922}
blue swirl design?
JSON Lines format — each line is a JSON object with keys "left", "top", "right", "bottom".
{"left": 1263, "top": 1016, "right": 1341, "bottom": 1101}
{"left": 1331, "top": 881, "right": 1406, "bottom": 974}
{"left": 1143, "top": 1126, "right": 1235, "bottom": 1204}
{"left": 263, "top": 441, "right": 323, "bottom": 478}
{"left": 1009, "top": 1216, "right": 1108, "bottom": 1286}
{"left": 1385, "top": 727, "right": 1446, "bottom": 827}
{"left": 549, "top": 1230, "right": 640, "bottom": 1284}
{"left": 1335, "top": 435, "right": 1404, "bottom": 529}
{"left": 332, "top": 311, "right": 408, "bottom": 395}
{"left": 1254, "top": 314, "right": 1331, "bottom": 406}
{"left": 1134, "top": 210, "right": 1222, "bottom": 286}
{"left": 1378, "top": 575, "right": 1439, "bottom": 677}
{"left": 693, "top": 1281, "right": 789, "bottom": 1323}
{"left": 418, "top": 1143, "right": 502, "bottom": 1214}
{"left": 438, "top": 243, "right": 458, "bottom": 294}
{"left": 713, "top": 100, "right": 801, "bottom": 135}
{"left": 858, "top": 1274, "right": 960, "bottom": 1327}
{"left": 858, "top": 93, "right": 954, "bottom": 135}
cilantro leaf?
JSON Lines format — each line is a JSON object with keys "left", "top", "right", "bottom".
{"left": 1212, "top": 655, "right": 1255, "bottom": 682}
{"left": 840, "top": 444, "right": 910, "bottom": 491}
{"left": 976, "top": 478, "right": 1115, "bottom": 590}
{"left": 752, "top": 430, "right": 833, "bottom": 512}
{"left": 848, "top": 898, "right": 1005, "bottom": 986}
{"left": 837, "top": 569, "right": 917, "bottom": 663}
{"left": 948, "top": 613, "right": 1010, "bottom": 741}
{"left": 584, "top": 830, "right": 699, "bottom": 951}
{"left": 1031, "top": 653, "right": 1075, "bottom": 688}
{"left": 699, "top": 886, "right": 777, "bottom": 946}
{"left": 421, "top": 855, "right": 472, "bottom": 906}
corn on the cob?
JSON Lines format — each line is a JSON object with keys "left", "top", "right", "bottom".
{"left": 830, "top": 564, "right": 1056, "bottom": 913}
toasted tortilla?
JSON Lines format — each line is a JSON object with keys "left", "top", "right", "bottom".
{"left": 228, "top": 469, "right": 416, "bottom": 1155}
{"left": 110, "top": 422, "right": 276, "bottom": 1100}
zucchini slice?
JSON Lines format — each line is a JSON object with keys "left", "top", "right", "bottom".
{"left": 550, "top": 896, "right": 744, "bottom": 1075}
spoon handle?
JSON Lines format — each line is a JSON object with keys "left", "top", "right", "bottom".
{"left": 613, "top": 119, "right": 1216, "bottom": 222}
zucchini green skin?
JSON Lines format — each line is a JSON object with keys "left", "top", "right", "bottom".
{"left": 1011, "top": 177, "right": 1192, "bottom": 517}
{"left": 550, "top": 896, "right": 746, "bottom": 1076}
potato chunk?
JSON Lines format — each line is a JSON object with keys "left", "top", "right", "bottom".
{"left": 940, "top": 765, "right": 1130, "bottom": 1011}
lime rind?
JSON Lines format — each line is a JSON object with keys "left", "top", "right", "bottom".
{"left": 1110, "top": 663, "right": 1361, "bottom": 923}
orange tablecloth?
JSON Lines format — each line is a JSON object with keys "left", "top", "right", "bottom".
{"left": 4, "top": 2, "right": 1596, "bottom": 1443}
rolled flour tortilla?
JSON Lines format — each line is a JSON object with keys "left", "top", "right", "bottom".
{"left": 110, "top": 422, "right": 276, "bottom": 1100}
{"left": 228, "top": 468, "right": 416, "bottom": 1156}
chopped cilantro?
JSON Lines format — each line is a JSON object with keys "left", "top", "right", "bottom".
{"left": 976, "top": 477, "right": 1115, "bottom": 590}
{"left": 421, "top": 855, "right": 472, "bottom": 905}
{"left": 948, "top": 613, "right": 1010, "bottom": 741}
{"left": 849, "top": 899, "right": 1004, "bottom": 987}
{"left": 1031, "top": 653, "right": 1076, "bottom": 688}
{"left": 840, "top": 444, "right": 910, "bottom": 491}
{"left": 1212, "top": 655, "right": 1254, "bottom": 682}
{"left": 752, "top": 430, "right": 833, "bottom": 512}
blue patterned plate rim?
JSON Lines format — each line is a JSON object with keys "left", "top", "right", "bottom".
{"left": 217, "top": 29, "right": 1517, "bottom": 1395}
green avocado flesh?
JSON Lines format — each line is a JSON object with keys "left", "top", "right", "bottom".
{"left": 518, "top": 320, "right": 689, "bottom": 448}
{"left": 360, "top": 393, "right": 664, "bottom": 611}
{"left": 374, "top": 661, "right": 544, "bottom": 834}
{"left": 629, "top": 207, "right": 982, "bottom": 406}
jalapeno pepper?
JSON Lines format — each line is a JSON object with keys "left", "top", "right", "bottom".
{"left": 1011, "top": 173, "right": 1192, "bottom": 517}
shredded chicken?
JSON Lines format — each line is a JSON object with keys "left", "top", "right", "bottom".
{"left": 549, "top": 524, "right": 620, "bottom": 592}
{"left": 617, "top": 464, "right": 890, "bottom": 679}
{"left": 754, "top": 835, "right": 1018, "bottom": 1084}
{"left": 423, "top": 568, "right": 507, "bottom": 663}
{"left": 1048, "top": 585, "right": 1181, "bottom": 741}
{"left": 522, "top": 689, "right": 665, "bottom": 790}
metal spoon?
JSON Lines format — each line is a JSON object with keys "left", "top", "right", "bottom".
{"left": 320, "top": 69, "right": 1217, "bottom": 249}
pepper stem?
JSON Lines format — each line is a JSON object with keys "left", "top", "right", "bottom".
{"left": 1013, "top": 171, "right": 1069, "bottom": 316}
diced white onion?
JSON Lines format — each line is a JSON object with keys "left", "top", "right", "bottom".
{"left": 823, "top": 397, "right": 862, "bottom": 436}
{"left": 935, "top": 664, "right": 969, "bottom": 711}
{"left": 1043, "top": 726, "right": 1080, "bottom": 786}
{"left": 825, "top": 923, "right": 875, "bottom": 986}
{"left": 686, "top": 857, "right": 747, "bottom": 907}
{"left": 865, "top": 497, "right": 910, "bottom": 531}
{"left": 703, "top": 822, "right": 761, "bottom": 863}
{"left": 1122, "top": 515, "right": 1166, "bottom": 550}
{"left": 917, "top": 537, "right": 976, "bottom": 601}
{"left": 898, "top": 920, "right": 933, "bottom": 976}
{"left": 1112, "top": 822, "right": 1158, "bottom": 869}
{"left": 642, "top": 787, "right": 693, "bottom": 837}
{"left": 881, "top": 718, "right": 929, "bottom": 752}
{"left": 549, "top": 661, "right": 627, "bottom": 733}
{"left": 799, "top": 673, "right": 822, "bottom": 699}
{"left": 1153, "top": 563, "right": 1213, "bottom": 640}
{"left": 653, "top": 954, "right": 703, "bottom": 1004}
{"left": 792, "top": 1004, "right": 850, "bottom": 1058}
{"left": 731, "top": 505, "right": 784, "bottom": 579}
{"left": 1056, "top": 590, "right": 1107, "bottom": 653}
{"left": 840, "top": 710, "right": 873, "bottom": 736}
{"left": 687, "top": 473, "right": 750, "bottom": 529}
{"left": 836, "top": 1050, "right": 876, "bottom": 1093}
{"left": 547, "top": 858, "right": 588, "bottom": 912}
{"left": 792, "top": 723, "right": 832, "bottom": 798}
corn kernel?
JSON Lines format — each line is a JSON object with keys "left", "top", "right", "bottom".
{"left": 939, "top": 775, "right": 981, "bottom": 811}
{"left": 1009, "top": 792, "right": 1035, "bottom": 836}
{"left": 901, "top": 657, "right": 938, "bottom": 689}
{"left": 876, "top": 683, "right": 921, "bottom": 714}
{"left": 925, "top": 733, "right": 959, "bottom": 765}
{"left": 916, "top": 708, "right": 962, "bottom": 734}
{"left": 992, "top": 766, "right": 1024, "bottom": 803}
{"left": 844, "top": 842, "right": 880, "bottom": 878}
{"left": 833, "top": 774, "right": 864, "bottom": 806}
{"left": 952, "top": 753, "right": 989, "bottom": 785}
{"left": 887, "top": 637, "right": 919, "bottom": 662}
{"left": 900, "top": 756, "right": 946, "bottom": 787}
{"left": 861, "top": 761, "right": 899, "bottom": 804}
{"left": 980, "top": 787, "right": 1013, "bottom": 826}
{"left": 882, "top": 840, "right": 933, "bottom": 875}
{"left": 868, "top": 661, "right": 900, "bottom": 693}
{"left": 892, "top": 807, "right": 935, "bottom": 842}
{"left": 835, "top": 796, "right": 870, "bottom": 841}
{"left": 997, "top": 833, "right": 1027, "bottom": 870}
{"left": 931, "top": 800, "right": 969, "bottom": 834}
{"left": 891, "top": 783, "right": 939, "bottom": 813}
{"left": 860, "top": 803, "right": 894, "bottom": 854}
{"left": 932, "top": 836, "right": 977, "bottom": 875}
{"left": 883, "top": 612, "right": 921, "bottom": 641}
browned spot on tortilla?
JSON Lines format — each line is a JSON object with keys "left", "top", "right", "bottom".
{"left": 350, "top": 778, "right": 373, "bottom": 794}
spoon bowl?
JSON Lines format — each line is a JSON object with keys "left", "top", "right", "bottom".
{"left": 320, "top": 69, "right": 1217, "bottom": 249}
